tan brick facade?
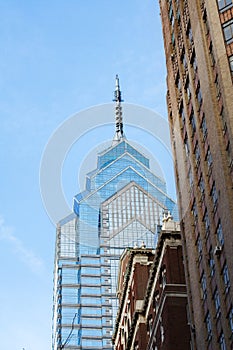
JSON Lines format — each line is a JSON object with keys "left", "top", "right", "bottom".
{"left": 159, "top": 0, "right": 233, "bottom": 348}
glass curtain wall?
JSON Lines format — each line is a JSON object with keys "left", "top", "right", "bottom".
{"left": 53, "top": 140, "right": 178, "bottom": 349}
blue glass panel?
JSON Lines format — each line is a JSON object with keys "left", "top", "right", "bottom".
{"left": 98, "top": 140, "right": 149, "bottom": 169}
{"left": 81, "top": 286, "right": 101, "bottom": 295}
{"left": 82, "top": 307, "right": 101, "bottom": 315}
{"left": 82, "top": 296, "right": 101, "bottom": 304}
{"left": 82, "top": 328, "right": 102, "bottom": 336}
{"left": 82, "top": 339, "right": 102, "bottom": 347}
{"left": 90, "top": 154, "right": 166, "bottom": 192}
{"left": 82, "top": 317, "right": 101, "bottom": 326}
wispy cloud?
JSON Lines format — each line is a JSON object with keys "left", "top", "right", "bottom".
{"left": 0, "top": 216, "right": 44, "bottom": 274}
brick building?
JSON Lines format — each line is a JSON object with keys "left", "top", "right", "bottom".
{"left": 113, "top": 246, "right": 154, "bottom": 350}
{"left": 159, "top": 0, "right": 233, "bottom": 348}
{"left": 113, "top": 216, "right": 191, "bottom": 349}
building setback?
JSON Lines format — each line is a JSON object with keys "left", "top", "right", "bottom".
{"left": 159, "top": 0, "right": 233, "bottom": 349}
{"left": 52, "top": 76, "right": 178, "bottom": 349}
{"left": 113, "top": 215, "right": 191, "bottom": 350}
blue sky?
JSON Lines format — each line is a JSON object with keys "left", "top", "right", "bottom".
{"left": 0, "top": 1, "right": 172, "bottom": 349}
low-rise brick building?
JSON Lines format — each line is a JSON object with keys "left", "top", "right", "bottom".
{"left": 113, "top": 215, "right": 191, "bottom": 349}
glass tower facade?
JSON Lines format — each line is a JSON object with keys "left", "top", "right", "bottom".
{"left": 52, "top": 78, "right": 178, "bottom": 349}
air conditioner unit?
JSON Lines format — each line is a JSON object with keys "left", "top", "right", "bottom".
{"left": 214, "top": 245, "right": 222, "bottom": 256}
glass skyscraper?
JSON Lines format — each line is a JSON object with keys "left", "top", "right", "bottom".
{"left": 52, "top": 76, "right": 177, "bottom": 349}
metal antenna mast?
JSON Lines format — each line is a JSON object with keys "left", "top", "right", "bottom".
{"left": 112, "top": 74, "right": 125, "bottom": 144}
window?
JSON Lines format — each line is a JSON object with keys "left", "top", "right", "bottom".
{"left": 82, "top": 328, "right": 102, "bottom": 336}
{"left": 201, "top": 116, "right": 208, "bottom": 140}
{"left": 195, "top": 143, "right": 201, "bottom": 166}
{"left": 229, "top": 307, "right": 233, "bottom": 333}
{"left": 215, "top": 75, "right": 221, "bottom": 100}
{"left": 181, "top": 110, "right": 185, "bottom": 128}
{"left": 160, "top": 322, "right": 165, "bottom": 343}
{"left": 217, "top": 222, "right": 224, "bottom": 246}
{"left": 182, "top": 51, "right": 187, "bottom": 69}
{"left": 197, "top": 87, "right": 203, "bottom": 108}
{"left": 82, "top": 317, "right": 101, "bottom": 326}
{"left": 188, "top": 168, "right": 193, "bottom": 188}
{"left": 198, "top": 175, "right": 205, "bottom": 196}
{"left": 61, "top": 308, "right": 80, "bottom": 325}
{"left": 197, "top": 235, "right": 203, "bottom": 261}
{"left": 171, "top": 30, "right": 175, "bottom": 46}
{"left": 203, "top": 211, "right": 210, "bottom": 233}
{"left": 169, "top": 6, "right": 175, "bottom": 27}
{"left": 219, "top": 332, "right": 226, "bottom": 350}
{"left": 206, "top": 147, "right": 213, "bottom": 168}
{"left": 209, "top": 248, "right": 215, "bottom": 277}
{"left": 81, "top": 286, "right": 101, "bottom": 295}
{"left": 148, "top": 316, "right": 153, "bottom": 336}
{"left": 187, "top": 24, "right": 193, "bottom": 43}
{"left": 169, "top": 4, "right": 173, "bottom": 19}
{"left": 62, "top": 287, "right": 80, "bottom": 304}
{"left": 222, "top": 264, "right": 230, "bottom": 293}
{"left": 192, "top": 54, "right": 198, "bottom": 71}
{"left": 186, "top": 81, "right": 191, "bottom": 100}
{"left": 219, "top": 107, "right": 227, "bottom": 132}
{"left": 62, "top": 268, "right": 80, "bottom": 284}
{"left": 184, "top": 134, "right": 190, "bottom": 156}
{"left": 190, "top": 112, "right": 196, "bottom": 135}
{"left": 223, "top": 19, "right": 233, "bottom": 44}
{"left": 218, "top": 0, "right": 233, "bottom": 11}
{"left": 201, "top": 273, "right": 207, "bottom": 300}
{"left": 61, "top": 328, "right": 80, "bottom": 346}
{"left": 176, "top": 8, "right": 181, "bottom": 22}
{"left": 205, "top": 312, "right": 212, "bottom": 341}
{"left": 81, "top": 267, "right": 100, "bottom": 275}
{"left": 214, "top": 289, "right": 221, "bottom": 318}
{"left": 153, "top": 290, "right": 160, "bottom": 312}
{"left": 176, "top": 73, "right": 182, "bottom": 91}
{"left": 211, "top": 183, "right": 218, "bottom": 208}
{"left": 160, "top": 265, "right": 167, "bottom": 288}
{"left": 192, "top": 200, "right": 198, "bottom": 223}
{"left": 229, "top": 55, "right": 233, "bottom": 75}
{"left": 82, "top": 256, "right": 99, "bottom": 267}
{"left": 82, "top": 339, "right": 102, "bottom": 347}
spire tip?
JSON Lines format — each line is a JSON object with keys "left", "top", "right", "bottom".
{"left": 113, "top": 74, "right": 122, "bottom": 102}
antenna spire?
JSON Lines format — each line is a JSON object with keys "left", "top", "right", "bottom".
{"left": 112, "top": 74, "right": 125, "bottom": 144}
